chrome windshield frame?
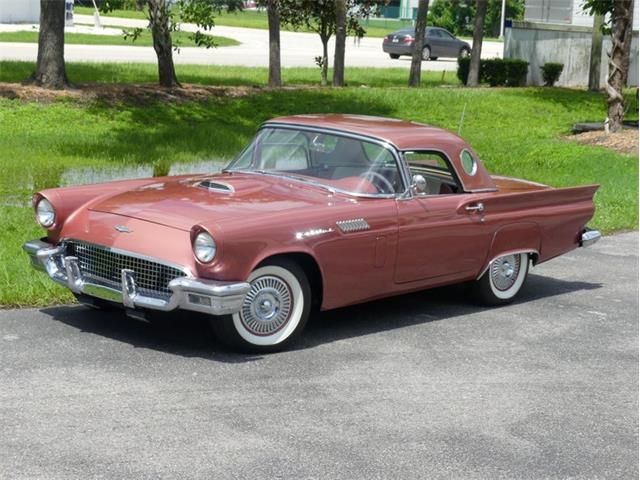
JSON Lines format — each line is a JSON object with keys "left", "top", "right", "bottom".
{"left": 224, "top": 123, "right": 413, "bottom": 200}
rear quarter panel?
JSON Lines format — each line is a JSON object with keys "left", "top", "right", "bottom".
{"left": 477, "top": 184, "right": 598, "bottom": 268}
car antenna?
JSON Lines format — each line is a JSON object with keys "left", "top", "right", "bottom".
{"left": 458, "top": 102, "right": 467, "bottom": 136}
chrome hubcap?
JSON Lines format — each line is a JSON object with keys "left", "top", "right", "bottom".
{"left": 490, "top": 254, "right": 521, "bottom": 291}
{"left": 240, "top": 275, "right": 292, "bottom": 336}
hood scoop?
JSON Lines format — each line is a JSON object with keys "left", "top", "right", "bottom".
{"left": 198, "top": 179, "right": 235, "bottom": 193}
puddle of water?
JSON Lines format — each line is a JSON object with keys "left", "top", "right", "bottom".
{"left": 0, "top": 159, "right": 227, "bottom": 207}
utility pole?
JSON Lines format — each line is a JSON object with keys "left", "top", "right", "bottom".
{"left": 499, "top": 0, "right": 506, "bottom": 39}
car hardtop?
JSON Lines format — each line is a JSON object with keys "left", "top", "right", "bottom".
{"left": 264, "top": 114, "right": 497, "bottom": 192}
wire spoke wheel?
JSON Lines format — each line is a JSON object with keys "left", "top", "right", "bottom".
{"left": 490, "top": 254, "right": 521, "bottom": 291}
{"left": 473, "top": 252, "right": 530, "bottom": 305}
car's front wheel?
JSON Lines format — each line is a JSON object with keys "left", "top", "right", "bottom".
{"left": 210, "top": 258, "right": 311, "bottom": 352}
{"left": 472, "top": 253, "right": 529, "bottom": 306}
{"left": 389, "top": 53, "right": 400, "bottom": 59}
{"left": 422, "top": 46, "right": 431, "bottom": 61}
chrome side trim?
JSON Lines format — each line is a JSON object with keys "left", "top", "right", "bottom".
{"left": 476, "top": 249, "right": 539, "bottom": 280}
{"left": 336, "top": 218, "right": 370, "bottom": 233}
{"left": 22, "top": 239, "right": 249, "bottom": 316}
{"left": 580, "top": 228, "right": 601, "bottom": 247}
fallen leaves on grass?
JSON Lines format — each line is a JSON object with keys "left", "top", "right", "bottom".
{"left": 0, "top": 82, "right": 290, "bottom": 105}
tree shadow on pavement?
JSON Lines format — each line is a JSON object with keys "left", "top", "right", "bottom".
{"left": 42, "top": 273, "right": 601, "bottom": 359}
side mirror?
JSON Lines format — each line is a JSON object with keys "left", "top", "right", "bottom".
{"left": 411, "top": 174, "right": 427, "bottom": 194}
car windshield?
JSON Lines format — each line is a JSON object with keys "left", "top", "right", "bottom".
{"left": 225, "top": 127, "right": 405, "bottom": 196}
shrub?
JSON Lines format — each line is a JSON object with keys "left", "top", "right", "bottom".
{"left": 540, "top": 62, "right": 564, "bottom": 87}
{"left": 504, "top": 58, "right": 529, "bottom": 86}
{"left": 457, "top": 57, "right": 529, "bottom": 87}
{"left": 483, "top": 58, "right": 507, "bottom": 86}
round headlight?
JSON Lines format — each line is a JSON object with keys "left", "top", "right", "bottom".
{"left": 194, "top": 231, "right": 216, "bottom": 263}
{"left": 36, "top": 198, "right": 56, "bottom": 228}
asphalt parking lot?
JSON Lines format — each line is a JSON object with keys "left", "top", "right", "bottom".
{"left": 0, "top": 232, "right": 637, "bottom": 479}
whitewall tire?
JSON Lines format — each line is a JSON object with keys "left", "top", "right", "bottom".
{"left": 210, "top": 259, "right": 311, "bottom": 352}
{"left": 473, "top": 253, "right": 529, "bottom": 305}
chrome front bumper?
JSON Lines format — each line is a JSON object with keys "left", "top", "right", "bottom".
{"left": 580, "top": 228, "right": 602, "bottom": 248}
{"left": 22, "top": 239, "right": 250, "bottom": 316}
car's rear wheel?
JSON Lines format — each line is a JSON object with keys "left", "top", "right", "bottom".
{"left": 421, "top": 46, "right": 431, "bottom": 61}
{"left": 389, "top": 53, "right": 400, "bottom": 59}
{"left": 472, "top": 253, "right": 529, "bottom": 306}
{"left": 210, "top": 258, "right": 311, "bottom": 353}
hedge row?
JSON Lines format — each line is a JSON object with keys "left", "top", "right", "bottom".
{"left": 457, "top": 57, "right": 529, "bottom": 87}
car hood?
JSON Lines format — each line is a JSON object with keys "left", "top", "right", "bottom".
{"left": 89, "top": 173, "right": 338, "bottom": 231}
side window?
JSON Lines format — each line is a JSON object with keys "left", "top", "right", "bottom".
{"left": 404, "top": 151, "right": 461, "bottom": 196}
{"left": 441, "top": 29, "right": 455, "bottom": 40}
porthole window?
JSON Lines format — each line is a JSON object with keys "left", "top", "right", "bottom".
{"left": 460, "top": 150, "right": 477, "bottom": 176}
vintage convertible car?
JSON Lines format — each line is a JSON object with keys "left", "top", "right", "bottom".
{"left": 24, "top": 114, "right": 601, "bottom": 352}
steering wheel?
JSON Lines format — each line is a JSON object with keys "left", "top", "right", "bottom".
{"left": 359, "top": 171, "right": 395, "bottom": 194}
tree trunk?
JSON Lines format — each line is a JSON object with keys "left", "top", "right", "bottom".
{"left": 321, "top": 36, "right": 329, "bottom": 86}
{"left": 408, "top": 0, "right": 429, "bottom": 87}
{"left": 588, "top": 14, "right": 604, "bottom": 91}
{"left": 147, "top": 0, "right": 179, "bottom": 88}
{"left": 606, "top": 0, "right": 634, "bottom": 132}
{"left": 466, "top": 0, "right": 488, "bottom": 87}
{"left": 27, "top": 0, "right": 68, "bottom": 89}
{"left": 332, "top": 0, "right": 347, "bottom": 87}
{"left": 267, "top": 0, "right": 282, "bottom": 87}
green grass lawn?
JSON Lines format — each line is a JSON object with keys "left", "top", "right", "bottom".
{"left": 0, "top": 60, "right": 460, "bottom": 88}
{"left": 73, "top": 6, "right": 501, "bottom": 41}
{"left": 0, "top": 62, "right": 637, "bottom": 307}
{"left": 0, "top": 30, "right": 239, "bottom": 47}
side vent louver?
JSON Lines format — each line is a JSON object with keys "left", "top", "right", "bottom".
{"left": 198, "top": 180, "right": 235, "bottom": 193}
{"left": 336, "top": 218, "right": 370, "bottom": 233}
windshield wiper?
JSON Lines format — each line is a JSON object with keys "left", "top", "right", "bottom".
{"left": 274, "top": 172, "right": 337, "bottom": 194}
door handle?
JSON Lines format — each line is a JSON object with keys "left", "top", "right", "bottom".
{"left": 465, "top": 202, "right": 484, "bottom": 213}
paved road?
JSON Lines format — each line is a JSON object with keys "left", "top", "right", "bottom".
{"left": 0, "top": 232, "right": 637, "bottom": 479}
{"left": 0, "top": 15, "right": 503, "bottom": 69}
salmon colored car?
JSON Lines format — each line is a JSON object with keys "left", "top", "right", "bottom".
{"left": 24, "top": 114, "right": 601, "bottom": 352}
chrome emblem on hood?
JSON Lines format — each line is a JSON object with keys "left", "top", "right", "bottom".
{"left": 115, "top": 226, "right": 132, "bottom": 233}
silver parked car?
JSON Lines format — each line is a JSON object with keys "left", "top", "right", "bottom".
{"left": 382, "top": 27, "right": 471, "bottom": 61}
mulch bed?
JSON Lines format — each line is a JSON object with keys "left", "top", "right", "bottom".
{"left": 565, "top": 129, "right": 639, "bottom": 156}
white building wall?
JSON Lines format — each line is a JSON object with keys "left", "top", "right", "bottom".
{"left": 504, "top": 22, "right": 639, "bottom": 87}
{"left": 0, "top": 0, "right": 40, "bottom": 23}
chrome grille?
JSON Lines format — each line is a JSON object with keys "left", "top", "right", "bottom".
{"left": 66, "top": 241, "right": 187, "bottom": 300}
